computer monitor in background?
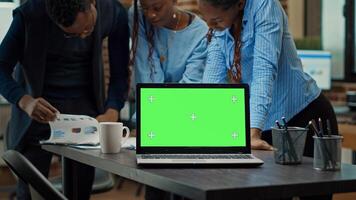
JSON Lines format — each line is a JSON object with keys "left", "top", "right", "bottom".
{"left": 298, "top": 50, "right": 332, "bottom": 90}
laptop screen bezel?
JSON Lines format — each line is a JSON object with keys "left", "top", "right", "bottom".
{"left": 136, "top": 83, "right": 251, "bottom": 154}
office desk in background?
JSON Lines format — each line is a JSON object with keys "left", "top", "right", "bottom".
{"left": 332, "top": 114, "right": 356, "bottom": 200}
{"left": 333, "top": 123, "right": 356, "bottom": 200}
{"left": 339, "top": 124, "right": 356, "bottom": 151}
{"left": 334, "top": 111, "right": 356, "bottom": 157}
{"left": 43, "top": 145, "right": 356, "bottom": 200}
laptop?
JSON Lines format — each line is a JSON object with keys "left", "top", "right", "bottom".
{"left": 136, "top": 83, "right": 263, "bottom": 166}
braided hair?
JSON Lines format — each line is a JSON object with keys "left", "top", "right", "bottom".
{"left": 204, "top": 0, "right": 244, "bottom": 83}
{"left": 45, "top": 0, "right": 93, "bottom": 27}
{"left": 130, "top": 0, "right": 156, "bottom": 81}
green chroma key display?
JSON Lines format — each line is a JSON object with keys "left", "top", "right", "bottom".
{"left": 140, "top": 88, "right": 247, "bottom": 147}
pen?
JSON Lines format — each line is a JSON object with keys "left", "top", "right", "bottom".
{"left": 326, "top": 119, "right": 332, "bottom": 137}
{"left": 275, "top": 120, "right": 282, "bottom": 129}
{"left": 318, "top": 118, "right": 324, "bottom": 137}
{"left": 276, "top": 120, "right": 286, "bottom": 162}
{"left": 311, "top": 119, "right": 320, "bottom": 136}
{"left": 309, "top": 121, "right": 321, "bottom": 137}
{"left": 281, "top": 117, "right": 298, "bottom": 162}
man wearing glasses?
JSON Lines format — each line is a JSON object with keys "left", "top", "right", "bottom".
{"left": 0, "top": 0, "right": 129, "bottom": 199}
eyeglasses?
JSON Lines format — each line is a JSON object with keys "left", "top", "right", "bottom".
{"left": 63, "top": 7, "right": 96, "bottom": 39}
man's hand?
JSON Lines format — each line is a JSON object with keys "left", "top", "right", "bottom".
{"left": 18, "top": 95, "right": 59, "bottom": 123}
{"left": 251, "top": 128, "right": 273, "bottom": 151}
{"left": 96, "top": 108, "right": 119, "bottom": 122}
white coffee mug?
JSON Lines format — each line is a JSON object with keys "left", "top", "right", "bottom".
{"left": 99, "top": 122, "right": 130, "bottom": 153}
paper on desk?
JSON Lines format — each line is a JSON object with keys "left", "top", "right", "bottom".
{"left": 40, "top": 114, "right": 100, "bottom": 145}
{"left": 70, "top": 137, "right": 136, "bottom": 150}
{"left": 122, "top": 137, "right": 136, "bottom": 149}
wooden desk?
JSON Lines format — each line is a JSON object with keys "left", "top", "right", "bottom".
{"left": 339, "top": 124, "right": 356, "bottom": 150}
{"left": 333, "top": 124, "right": 356, "bottom": 200}
{"left": 43, "top": 145, "right": 356, "bottom": 200}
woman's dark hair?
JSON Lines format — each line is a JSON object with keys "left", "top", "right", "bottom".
{"left": 45, "top": 0, "right": 93, "bottom": 27}
{"left": 130, "top": 0, "right": 156, "bottom": 81}
{"left": 204, "top": 0, "right": 244, "bottom": 83}
{"left": 202, "top": 0, "right": 240, "bottom": 10}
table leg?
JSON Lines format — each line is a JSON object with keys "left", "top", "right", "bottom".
{"left": 62, "top": 156, "right": 76, "bottom": 199}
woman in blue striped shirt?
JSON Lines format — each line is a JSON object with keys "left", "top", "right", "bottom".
{"left": 199, "top": 0, "right": 337, "bottom": 163}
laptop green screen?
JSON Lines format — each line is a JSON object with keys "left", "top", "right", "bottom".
{"left": 140, "top": 88, "right": 247, "bottom": 147}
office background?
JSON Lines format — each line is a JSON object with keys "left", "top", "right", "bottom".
{"left": 1, "top": 0, "right": 356, "bottom": 199}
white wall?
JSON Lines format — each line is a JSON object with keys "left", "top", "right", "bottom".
{"left": 0, "top": 2, "right": 17, "bottom": 43}
{"left": 322, "top": 0, "right": 345, "bottom": 80}
{"left": 0, "top": 2, "right": 18, "bottom": 103}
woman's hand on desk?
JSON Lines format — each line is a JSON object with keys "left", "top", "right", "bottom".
{"left": 251, "top": 128, "right": 273, "bottom": 151}
{"left": 18, "top": 95, "right": 59, "bottom": 123}
{"left": 96, "top": 108, "right": 119, "bottom": 122}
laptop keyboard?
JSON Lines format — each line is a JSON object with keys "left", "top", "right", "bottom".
{"left": 141, "top": 154, "right": 253, "bottom": 159}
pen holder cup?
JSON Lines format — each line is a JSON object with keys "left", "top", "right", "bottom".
{"left": 313, "top": 135, "right": 343, "bottom": 171}
{"left": 272, "top": 127, "right": 308, "bottom": 165}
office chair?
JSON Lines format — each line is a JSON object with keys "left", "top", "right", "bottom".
{"left": 2, "top": 150, "right": 67, "bottom": 200}
{"left": 2, "top": 138, "right": 114, "bottom": 198}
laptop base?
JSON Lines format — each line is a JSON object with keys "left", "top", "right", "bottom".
{"left": 137, "top": 154, "right": 264, "bottom": 167}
